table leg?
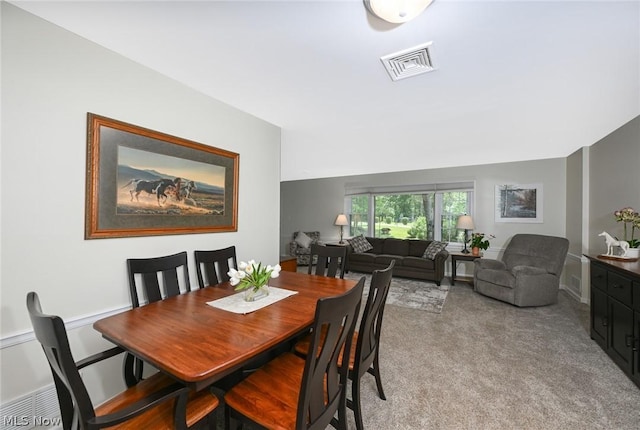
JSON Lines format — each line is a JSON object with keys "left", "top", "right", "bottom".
{"left": 451, "top": 257, "right": 457, "bottom": 285}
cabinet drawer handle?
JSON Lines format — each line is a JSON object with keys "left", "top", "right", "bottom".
{"left": 625, "top": 335, "right": 634, "bottom": 348}
{"left": 611, "top": 283, "right": 623, "bottom": 289}
{"left": 602, "top": 318, "right": 608, "bottom": 327}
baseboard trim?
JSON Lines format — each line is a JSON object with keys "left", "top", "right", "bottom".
{"left": 1, "top": 305, "right": 130, "bottom": 350}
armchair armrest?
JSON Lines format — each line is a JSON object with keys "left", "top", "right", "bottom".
{"left": 76, "top": 346, "right": 124, "bottom": 370}
{"left": 511, "top": 265, "right": 548, "bottom": 277}
{"left": 474, "top": 259, "right": 506, "bottom": 271}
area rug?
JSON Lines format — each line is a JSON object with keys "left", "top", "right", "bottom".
{"left": 343, "top": 271, "right": 450, "bottom": 314}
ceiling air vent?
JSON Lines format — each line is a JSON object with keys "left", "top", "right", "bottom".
{"left": 380, "top": 41, "right": 435, "bottom": 81}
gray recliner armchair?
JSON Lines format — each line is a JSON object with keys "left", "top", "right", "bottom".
{"left": 473, "top": 234, "right": 569, "bottom": 307}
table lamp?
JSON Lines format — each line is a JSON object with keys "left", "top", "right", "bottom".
{"left": 456, "top": 215, "right": 475, "bottom": 254}
{"left": 334, "top": 214, "right": 349, "bottom": 244}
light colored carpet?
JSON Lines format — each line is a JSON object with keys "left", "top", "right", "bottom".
{"left": 344, "top": 271, "right": 449, "bottom": 314}
{"left": 343, "top": 281, "right": 640, "bottom": 430}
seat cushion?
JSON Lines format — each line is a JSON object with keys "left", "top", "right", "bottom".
{"left": 349, "top": 252, "right": 376, "bottom": 264}
{"left": 403, "top": 256, "right": 435, "bottom": 270}
{"left": 476, "top": 268, "right": 516, "bottom": 288}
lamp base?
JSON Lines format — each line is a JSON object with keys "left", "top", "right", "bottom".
{"left": 461, "top": 248, "right": 470, "bottom": 254}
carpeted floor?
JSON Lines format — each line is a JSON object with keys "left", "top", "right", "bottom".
{"left": 342, "top": 278, "right": 640, "bottom": 430}
{"left": 344, "top": 271, "right": 449, "bottom": 314}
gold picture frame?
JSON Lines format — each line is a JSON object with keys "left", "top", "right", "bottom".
{"left": 85, "top": 113, "right": 239, "bottom": 239}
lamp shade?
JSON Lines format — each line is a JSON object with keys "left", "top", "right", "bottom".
{"left": 456, "top": 215, "right": 475, "bottom": 230}
{"left": 364, "top": 0, "right": 434, "bottom": 24}
{"left": 334, "top": 214, "right": 349, "bottom": 226}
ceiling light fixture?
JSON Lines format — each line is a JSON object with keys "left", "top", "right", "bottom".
{"left": 364, "top": 0, "right": 434, "bottom": 24}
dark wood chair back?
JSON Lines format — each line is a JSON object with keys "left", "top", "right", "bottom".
{"left": 355, "top": 260, "right": 394, "bottom": 379}
{"left": 224, "top": 277, "right": 365, "bottom": 430}
{"left": 26, "top": 291, "right": 218, "bottom": 430}
{"left": 308, "top": 244, "right": 346, "bottom": 279}
{"left": 299, "top": 276, "right": 364, "bottom": 429}
{"left": 126, "top": 251, "right": 190, "bottom": 308}
{"left": 125, "top": 251, "right": 190, "bottom": 386}
{"left": 194, "top": 246, "right": 237, "bottom": 288}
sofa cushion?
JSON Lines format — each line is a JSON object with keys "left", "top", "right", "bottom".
{"left": 408, "top": 240, "right": 430, "bottom": 257}
{"left": 422, "top": 241, "right": 447, "bottom": 259}
{"left": 295, "top": 231, "right": 313, "bottom": 248}
{"left": 367, "top": 237, "right": 385, "bottom": 254}
{"left": 382, "top": 238, "right": 409, "bottom": 256}
{"left": 348, "top": 252, "right": 376, "bottom": 264}
{"left": 349, "top": 235, "right": 373, "bottom": 253}
{"left": 374, "top": 254, "right": 400, "bottom": 267}
{"left": 403, "top": 256, "right": 435, "bottom": 270}
{"left": 476, "top": 268, "right": 516, "bottom": 288}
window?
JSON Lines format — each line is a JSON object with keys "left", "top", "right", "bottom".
{"left": 344, "top": 183, "right": 473, "bottom": 244}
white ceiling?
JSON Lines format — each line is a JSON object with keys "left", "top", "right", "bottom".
{"left": 11, "top": 0, "right": 640, "bottom": 181}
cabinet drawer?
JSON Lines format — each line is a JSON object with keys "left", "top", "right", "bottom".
{"left": 634, "top": 282, "right": 640, "bottom": 311}
{"left": 591, "top": 264, "right": 607, "bottom": 291}
{"left": 608, "top": 272, "right": 632, "bottom": 306}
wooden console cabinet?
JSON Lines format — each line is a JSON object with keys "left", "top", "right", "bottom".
{"left": 587, "top": 255, "right": 640, "bottom": 388}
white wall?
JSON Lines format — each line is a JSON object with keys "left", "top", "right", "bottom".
{"left": 1, "top": 4, "right": 281, "bottom": 405}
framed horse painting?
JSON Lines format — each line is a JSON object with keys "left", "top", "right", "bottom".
{"left": 85, "top": 113, "right": 239, "bottom": 239}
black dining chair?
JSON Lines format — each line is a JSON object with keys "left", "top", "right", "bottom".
{"left": 194, "top": 246, "right": 238, "bottom": 288}
{"left": 295, "top": 261, "right": 395, "bottom": 430}
{"left": 125, "top": 251, "right": 191, "bottom": 387}
{"left": 26, "top": 292, "right": 219, "bottom": 430}
{"left": 224, "top": 277, "right": 366, "bottom": 430}
{"left": 308, "top": 243, "right": 347, "bottom": 279}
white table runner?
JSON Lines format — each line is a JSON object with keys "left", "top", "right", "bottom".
{"left": 206, "top": 287, "right": 298, "bottom": 314}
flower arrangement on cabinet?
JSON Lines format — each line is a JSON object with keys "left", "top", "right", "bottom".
{"left": 614, "top": 207, "right": 640, "bottom": 249}
{"left": 469, "top": 233, "right": 495, "bottom": 251}
{"left": 228, "top": 260, "right": 281, "bottom": 292}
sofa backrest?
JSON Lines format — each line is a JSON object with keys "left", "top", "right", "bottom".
{"left": 360, "top": 237, "right": 433, "bottom": 257}
{"left": 503, "top": 234, "right": 569, "bottom": 275}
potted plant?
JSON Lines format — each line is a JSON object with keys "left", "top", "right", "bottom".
{"left": 469, "top": 233, "right": 494, "bottom": 256}
{"left": 228, "top": 260, "right": 281, "bottom": 301}
{"left": 614, "top": 207, "right": 640, "bottom": 258}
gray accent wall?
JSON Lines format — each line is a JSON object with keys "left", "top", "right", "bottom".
{"left": 281, "top": 158, "right": 567, "bottom": 258}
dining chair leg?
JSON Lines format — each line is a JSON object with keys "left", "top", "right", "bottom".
{"left": 369, "top": 353, "right": 386, "bottom": 400}
{"left": 351, "top": 376, "right": 364, "bottom": 430}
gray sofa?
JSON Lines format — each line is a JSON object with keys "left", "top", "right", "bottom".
{"left": 473, "top": 234, "right": 569, "bottom": 307}
{"left": 345, "top": 237, "right": 448, "bottom": 285}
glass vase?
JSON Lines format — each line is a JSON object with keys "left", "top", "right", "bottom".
{"left": 243, "top": 285, "right": 270, "bottom": 302}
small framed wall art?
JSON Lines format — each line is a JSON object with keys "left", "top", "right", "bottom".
{"left": 495, "top": 183, "right": 543, "bottom": 223}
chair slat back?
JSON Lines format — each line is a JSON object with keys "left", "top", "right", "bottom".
{"left": 298, "top": 277, "right": 365, "bottom": 430}
{"left": 355, "top": 261, "right": 395, "bottom": 378}
{"left": 308, "top": 244, "right": 346, "bottom": 279}
{"left": 127, "top": 251, "right": 189, "bottom": 308}
{"left": 194, "top": 246, "right": 238, "bottom": 288}
{"left": 27, "top": 292, "right": 95, "bottom": 430}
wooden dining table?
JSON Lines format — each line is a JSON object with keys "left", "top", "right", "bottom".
{"left": 93, "top": 271, "right": 359, "bottom": 391}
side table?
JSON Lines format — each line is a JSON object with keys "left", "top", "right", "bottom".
{"left": 279, "top": 255, "right": 297, "bottom": 272}
{"left": 450, "top": 252, "right": 482, "bottom": 285}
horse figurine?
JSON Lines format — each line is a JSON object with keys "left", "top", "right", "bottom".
{"left": 598, "top": 231, "right": 630, "bottom": 256}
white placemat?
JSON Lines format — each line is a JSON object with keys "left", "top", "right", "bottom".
{"left": 206, "top": 287, "right": 298, "bottom": 314}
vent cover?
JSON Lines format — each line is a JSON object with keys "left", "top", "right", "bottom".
{"left": 380, "top": 41, "right": 435, "bottom": 81}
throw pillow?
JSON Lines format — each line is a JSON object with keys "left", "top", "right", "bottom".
{"left": 295, "top": 231, "right": 313, "bottom": 248}
{"left": 349, "top": 235, "right": 373, "bottom": 253}
{"left": 422, "top": 241, "right": 448, "bottom": 259}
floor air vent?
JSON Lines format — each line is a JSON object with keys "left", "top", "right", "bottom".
{"left": 380, "top": 41, "right": 435, "bottom": 81}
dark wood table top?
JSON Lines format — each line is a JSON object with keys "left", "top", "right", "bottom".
{"left": 94, "top": 271, "right": 359, "bottom": 391}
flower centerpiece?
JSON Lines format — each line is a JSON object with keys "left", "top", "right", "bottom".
{"left": 228, "top": 260, "right": 281, "bottom": 302}
{"left": 469, "top": 233, "right": 495, "bottom": 256}
{"left": 614, "top": 207, "right": 640, "bottom": 249}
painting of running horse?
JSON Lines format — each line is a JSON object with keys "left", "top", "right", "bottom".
{"left": 85, "top": 113, "right": 238, "bottom": 239}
